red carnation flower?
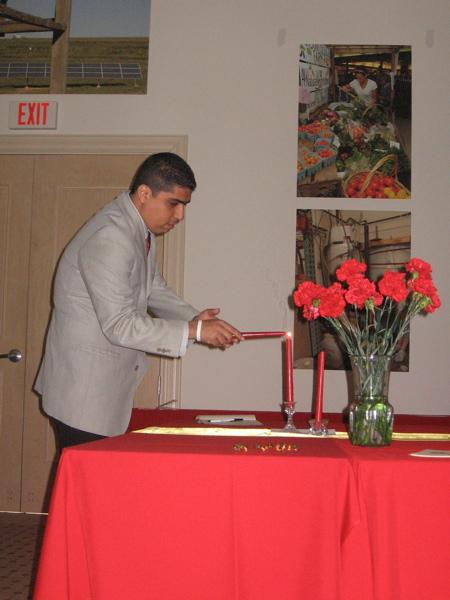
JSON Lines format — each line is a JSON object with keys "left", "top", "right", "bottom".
{"left": 336, "top": 259, "right": 367, "bottom": 283}
{"left": 378, "top": 271, "right": 409, "bottom": 302}
{"left": 293, "top": 281, "right": 323, "bottom": 307}
{"left": 408, "top": 276, "right": 437, "bottom": 297}
{"left": 424, "top": 291, "right": 441, "bottom": 313}
{"left": 405, "top": 272, "right": 441, "bottom": 314}
{"left": 293, "top": 281, "right": 325, "bottom": 321}
{"left": 405, "top": 257, "right": 432, "bottom": 279}
{"left": 345, "top": 278, "right": 382, "bottom": 309}
{"left": 319, "top": 283, "right": 346, "bottom": 318}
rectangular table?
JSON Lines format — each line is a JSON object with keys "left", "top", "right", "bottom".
{"left": 34, "top": 410, "right": 450, "bottom": 600}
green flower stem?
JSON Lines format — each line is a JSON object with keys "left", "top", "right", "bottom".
{"left": 324, "top": 294, "right": 429, "bottom": 359}
{"left": 350, "top": 398, "right": 393, "bottom": 446}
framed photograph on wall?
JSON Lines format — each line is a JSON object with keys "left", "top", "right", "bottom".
{"left": 0, "top": 0, "right": 150, "bottom": 94}
{"left": 297, "top": 44, "right": 411, "bottom": 199}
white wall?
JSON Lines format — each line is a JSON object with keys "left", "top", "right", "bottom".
{"left": 1, "top": 0, "right": 448, "bottom": 415}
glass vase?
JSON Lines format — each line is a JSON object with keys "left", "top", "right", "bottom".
{"left": 349, "top": 354, "right": 394, "bottom": 446}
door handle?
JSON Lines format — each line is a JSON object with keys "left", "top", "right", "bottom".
{"left": 0, "top": 349, "right": 23, "bottom": 362}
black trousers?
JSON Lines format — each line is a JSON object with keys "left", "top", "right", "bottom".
{"left": 50, "top": 417, "right": 106, "bottom": 452}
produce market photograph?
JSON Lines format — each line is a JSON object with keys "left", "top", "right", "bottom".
{"left": 298, "top": 44, "right": 411, "bottom": 199}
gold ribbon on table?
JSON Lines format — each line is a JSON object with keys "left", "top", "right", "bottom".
{"left": 334, "top": 431, "right": 450, "bottom": 441}
{"left": 391, "top": 432, "right": 450, "bottom": 441}
{"left": 133, "top": 426, "right": 450, "bottom": 441}
{"left": 135, "top": 427, "right": 287, "bottom": 437}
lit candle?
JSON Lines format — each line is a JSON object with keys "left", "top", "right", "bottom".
{"left": 284, "top": 332, "right": 294, "bottom": 406}
{"left": 315, "top": 350, "right": 325, "bottom": 424}
{"left": 241, "top": 331, "right": 294, "bottom": 406}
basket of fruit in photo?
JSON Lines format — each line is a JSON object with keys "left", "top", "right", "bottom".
{"left": 298, "top": 146, "right": 322, "bottom": 176}
{"left": 343, "top": 154, "right": 410, "bottom": 199}
{"left": 314, "top": 138, "right": 331, "bottom": 151}
{"left": 317, "top": 147, "right": 337, "bottom": 167}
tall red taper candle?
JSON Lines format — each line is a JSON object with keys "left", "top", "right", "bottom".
{"left": 241, "top": 331, "right": 286, "bottom": 339}
{"left": 285, "top": 332, "right": 294, "bottom": 406}
{"left": 315, "top": 350, "right": 325, "bottom": 424}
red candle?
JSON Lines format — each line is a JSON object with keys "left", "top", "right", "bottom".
{"left": 284, "top": 332, "right": 294, "bottom": 406}
{"left": 242, "top": 331, "right": 285, "bottom": 339}
{"left": 315, "top": 350, "right": 325, "bottom": 424}
{"left": 241, "top": 331, "right": 294, "bottom": 406}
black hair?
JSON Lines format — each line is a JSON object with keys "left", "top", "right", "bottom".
{"left": 130, "top": 152, "right": 197, "bottom": 195}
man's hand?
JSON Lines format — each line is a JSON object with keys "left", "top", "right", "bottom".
{"left": 195, "top": 308, "right": 221, "bottom": 321}
{"left": 189, "top": 308, "right": 243, "bottom": 349}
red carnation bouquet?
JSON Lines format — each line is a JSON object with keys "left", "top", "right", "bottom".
{"left": 294, "top": 257, "right": 440, "bottom": 446}
{"left": 293, "top": 257, "right": 440, "bottom": 358}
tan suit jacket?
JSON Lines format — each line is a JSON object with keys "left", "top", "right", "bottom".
{"left": 35, "top": 192, "right": 198, "bottom": 435}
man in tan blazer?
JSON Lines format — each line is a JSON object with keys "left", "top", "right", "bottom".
{"left": 35, "top": 153, "right": 242, "bottom": 448}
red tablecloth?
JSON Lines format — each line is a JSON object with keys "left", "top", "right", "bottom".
{"left": 34, "top": 410, "right": 450, "bottom": 600}
{"left": 128, "top": 408, "right": 450, "bottom": 434}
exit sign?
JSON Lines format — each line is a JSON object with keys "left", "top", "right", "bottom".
{"left": 9, "top": 101, "right": 58, "bottom": 129}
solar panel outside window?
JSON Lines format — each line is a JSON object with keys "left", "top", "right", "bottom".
{"left": 27, "top": 66, "right": 47, "bottom": 76}
{"left": 0, "top": 62, "right": 143, "bottom": 80}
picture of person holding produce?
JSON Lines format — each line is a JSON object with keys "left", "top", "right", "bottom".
{"left": 297, "top": 44, "right": 411, "bottom": 199}
{"left": 343, "top": 68, "right": 378, "bottom": 107}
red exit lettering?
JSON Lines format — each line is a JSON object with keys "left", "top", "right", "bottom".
{"left": 17, "top": 102, "right": 50, "bottom": 126}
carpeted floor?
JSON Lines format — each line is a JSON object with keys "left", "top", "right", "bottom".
{"left": 0, "top": 512, "right": 47, "bottom": 600}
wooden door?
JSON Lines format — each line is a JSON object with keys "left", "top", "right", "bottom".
{"left": 0, "top": 133, "right": 189, "bottom": 512}
{"left": 1, "top": 153, "right": 162, "bottom": 512}
{"left": 0, "top": 156, "right": 34, "bottom": 510}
